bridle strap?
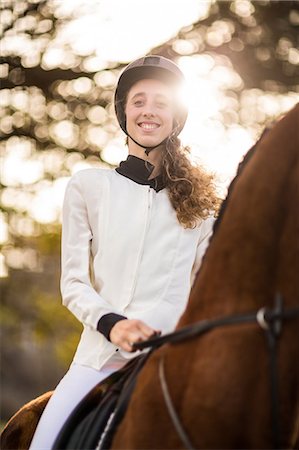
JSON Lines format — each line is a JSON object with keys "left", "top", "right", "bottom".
{"left": 132, "top": 297, "right": 299, "bottom": 449}
{"left": 159, "top": 355, "right": 196, "bottom": 450}
{"left": 132, "top": 306, "right": 299, "bottom": 352}
{"left": 266, "top": 326, "right": 280, "bottom": 449}
{"left": 264, "top": 293, "right": 283, "bottom": 449}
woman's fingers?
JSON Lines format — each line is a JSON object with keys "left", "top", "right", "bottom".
{"left": 137, "top": 322, "right": 161, "bottom": 338}
{"left": 109, "top": 319, "right": 161, "bottom": 351}
{"left": 121, "top": 341, "right": 135, "bottom": 353}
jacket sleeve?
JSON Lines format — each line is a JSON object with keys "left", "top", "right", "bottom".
{"left": 190, "top": 216, "right": 215, "bottom": 289}
{"left": 60, "top": 172, "right": 125, "bottom": 331}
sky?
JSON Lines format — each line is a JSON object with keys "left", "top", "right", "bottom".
{"left": 55, "top": 0, "right": 211, "bottom": 62}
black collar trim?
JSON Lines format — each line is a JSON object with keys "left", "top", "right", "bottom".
{"left": 115, "top": 155, "right": 166, "bottom": 192}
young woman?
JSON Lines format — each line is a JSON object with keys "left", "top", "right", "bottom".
{"left": 29, "top": 55, "right": 219, "bottom": 449}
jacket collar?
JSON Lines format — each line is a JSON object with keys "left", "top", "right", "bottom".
{"left": 115, "top": 155, "right": 166, "bottom": 192}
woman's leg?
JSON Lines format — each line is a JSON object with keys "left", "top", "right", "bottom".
{"left": 28, "top": 362, "right": 116, "bottom": 450}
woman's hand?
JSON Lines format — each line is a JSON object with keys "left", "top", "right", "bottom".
{"left": 109, "top": 319, "right": 161, "bottom": 352}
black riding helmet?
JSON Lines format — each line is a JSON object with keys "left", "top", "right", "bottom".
{"left": 114, "top": 55, "right": 188, "bottom": 155}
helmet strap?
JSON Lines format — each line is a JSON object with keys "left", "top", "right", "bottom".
{"left": 126, "top": 132, "right": 168, "bottom": 156}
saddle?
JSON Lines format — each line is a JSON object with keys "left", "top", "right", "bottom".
{"left": 52, "top": 351, "right": 151, "bottom": 450}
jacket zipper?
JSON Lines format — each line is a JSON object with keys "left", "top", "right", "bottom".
{"left": 127, "top": 186, "right": 153, "bottom": 305}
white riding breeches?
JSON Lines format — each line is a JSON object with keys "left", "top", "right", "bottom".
{"left": 29, "top": 357, "right": 127, "bottom": 450}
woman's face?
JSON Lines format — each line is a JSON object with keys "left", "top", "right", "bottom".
{"left": 125, "top": 78, "right": 175, "bottom": 148}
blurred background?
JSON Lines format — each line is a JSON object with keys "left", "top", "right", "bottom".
{"left": 0, "top": 0, "right": 298, "bottom": 424}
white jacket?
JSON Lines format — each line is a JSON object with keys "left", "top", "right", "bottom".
{"left": 60, "top": 166, "right": 215, "bottom": 370}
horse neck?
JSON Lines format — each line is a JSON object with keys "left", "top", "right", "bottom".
{"left": 179, "top": 105, "right": 299, "bottom": 327}
{"left": 274, "top": 159, "right": 299, "bottom": 310}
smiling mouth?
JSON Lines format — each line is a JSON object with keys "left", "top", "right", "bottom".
{"left": 138, "top": 122, "right": 160, "bottom": 130}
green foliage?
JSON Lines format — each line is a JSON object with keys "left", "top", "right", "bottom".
{"left": 36, "top": 227, "right": 61, "bottom": 255}
{"left": 32, "top": 288, "right": 81, "bottom": 364}
{"left": 0, "top": 303, "right": 20, "bottom": 329}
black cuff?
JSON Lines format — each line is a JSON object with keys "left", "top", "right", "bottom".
{"left": 97, "top": 313, "right": 127, "bottom": 341}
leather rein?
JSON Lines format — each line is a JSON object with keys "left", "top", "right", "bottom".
{"left": 132, "top": 294, "right": 299, "bottom": 449}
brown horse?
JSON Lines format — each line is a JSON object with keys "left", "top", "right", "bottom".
{"left": 111, "top": 104, "right": 299, "bottom": 449}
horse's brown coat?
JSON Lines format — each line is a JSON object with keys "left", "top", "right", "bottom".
{"left": 111, "top": 104, "right": 299, "bottom": 449}
{"left": 0, "top": 391, "right": 52, "bottom": 450}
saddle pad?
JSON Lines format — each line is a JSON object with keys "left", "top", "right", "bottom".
{"left": 53, "top": 351, "right": 151, "bottom": 449}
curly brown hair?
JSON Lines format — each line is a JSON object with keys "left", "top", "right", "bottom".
{"left": 160, "top": 136, "right": 220, "bottom": 229}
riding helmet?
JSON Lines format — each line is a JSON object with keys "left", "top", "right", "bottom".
{"left": 114, "top": 55, "right": 188, "bottom": 139}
